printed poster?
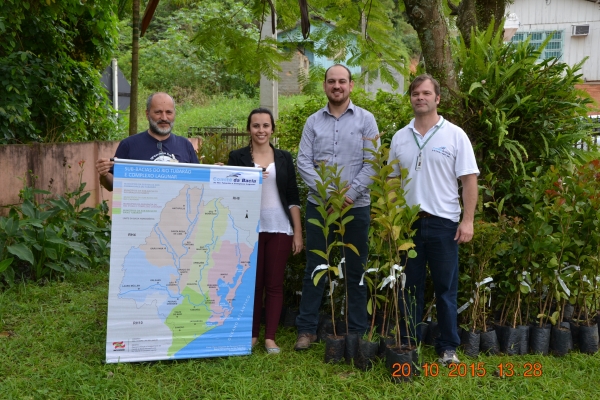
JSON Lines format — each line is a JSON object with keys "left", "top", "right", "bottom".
{"left": 105, "top": 159, "right": 261, "bottom": 363}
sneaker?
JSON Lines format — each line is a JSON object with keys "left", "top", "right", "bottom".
{"left": 294, "top": 333, "right": 317, "bottom": 351}
{"left": 438, "top": 350, "right": 460, "bottom": 366}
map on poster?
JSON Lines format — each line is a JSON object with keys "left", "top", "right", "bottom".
{"left": 105, "top": 160, "right": 261, "bottom": 363}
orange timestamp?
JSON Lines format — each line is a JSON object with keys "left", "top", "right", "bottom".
{"left": 414, "top": 362, "right": 543, "bottom": 378}
{"left": 496, "top": 362, "right": 543, "bottom": 378}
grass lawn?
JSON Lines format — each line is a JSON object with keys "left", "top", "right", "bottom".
{"left": 1, "top": 268, "right": 600, "bottom": 399}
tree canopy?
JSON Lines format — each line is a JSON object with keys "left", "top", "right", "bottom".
{"left": 0, "top": 0, "right": 119, "bottom": 144}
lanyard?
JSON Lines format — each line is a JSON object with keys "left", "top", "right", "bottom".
{"left": 412, "top": 120, "right": 444, "bottom": 150}
{"left": 412, "top": 120, "right": 444, "bottom": 170}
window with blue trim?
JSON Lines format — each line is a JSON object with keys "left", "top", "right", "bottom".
{"left": 511, "top": 30, "right": 564, "bottom": 60}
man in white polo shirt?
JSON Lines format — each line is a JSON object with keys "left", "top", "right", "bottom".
{"left": 387, "top": 74, "right": 479, "bottom": 366}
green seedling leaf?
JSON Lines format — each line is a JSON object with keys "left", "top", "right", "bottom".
{"left": 21, "top": 200, "right": 36, "bottom": 218}
{"left": 307, "top": 218, "right": 324, "bottom": 229}
{"left": 345, "top": 243, "right": 360, "bottom": 256}
{"left": 309, "top": 249, "right": 328, "bottom": 261}
{"left": 67, "top": 241, "right": 89, "bottom": 255}
{"left": 7, "top": 243, "right": 34, "bottom": 265}
{"left": 0, "top": 257, "right": 13, "bottom": 273}
{"left": 44, "top": 248, "right": 58, "bottom": 260}
{"left": 398, "top": 242, "right": 415, "bottom": 251}
{"left": 313, "top": 270, "right": 327, "bottom": 286}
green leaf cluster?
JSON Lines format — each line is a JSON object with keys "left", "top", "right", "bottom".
{"left": 277, "top": 0, "right": 411, "bottom": 87}
{"left": 469, "top": 161, "right": 600, "bottom": 329}
{"left": 0, "top": 167, "right": 111, "bottom": 286}
{"left": 308, "top": 162, "right": 359, "bottom": 336}
{"left": 455, "top": 23, "right": 595, "bottom": 213}
{"left": 364, "top": 142, "right": 419, "bottom": 345}
{"left": 0, "top": 0, "right": 119, "bottom": 144}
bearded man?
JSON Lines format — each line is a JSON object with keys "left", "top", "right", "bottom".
{"left": 294, "top": 64, "right": 380, "bottom": 350}
{"left": 96, "top": 92, "right": 199, "bottom": 191}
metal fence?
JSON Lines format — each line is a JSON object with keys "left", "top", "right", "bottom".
{"left": 188, "top": 127, "right": 248, "bottom": 163}
{"left": 575, "top": 116, "right": 600, "bottom": 150}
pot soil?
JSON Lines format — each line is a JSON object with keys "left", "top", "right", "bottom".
{"left": 356, "top": 337, "right": 379, "bottom": 371}
{"left": 344, "top": 332, "right": 360, "bottom": 364}
{"left": 570, "top": 321, "right": 580, "bottom": 350}
{"left": 550, "top": 325, "right": 572, "bottom": 356}
{"left": 335, "top": 320, "right": 348, "bottom": 336}
{"left": 385, "top": 345, "right": 416, "bottom": 383}
{"left": 499, "top": 326, "right": 521, "bottom": 355}
{"left": 317, "top": 316, "right": 333, "bottom": 342}
{"left": 578, "top": 324, "right": 599, "bottom": 354}
{"left": 420, "top": 322, "right": 429, "bottom": 344}
{"left": 529, "top": 324, "right": 551, "bottom": 355}
{"left": 282, "top": 307, "right": 298, "bottom": 328}
{"left": 460, "top": 329, "right": 480, "bottom": 358}
{"left": 494, "top": 324, "right": 507, "bottom": 346}
{"left": 378, "top": 335, "right": 396, "bottom": 359}
{"left": 517, "top": 325, "right": 529, "bottom": 355}
{"left": 479, "top": 329, "right": 500, "bottom": 355}
{"left": 324, "top": 335, "right": 345, "bottom": 363}
{"left": 424, "top": 321, "right": 439, "bottom": 346}
{"left": 563, "top": 303, "right": 575, "bottom": 321}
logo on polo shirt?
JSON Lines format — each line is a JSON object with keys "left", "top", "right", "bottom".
{"left": 432, "top": 146, "right": 452, "bottom": 158}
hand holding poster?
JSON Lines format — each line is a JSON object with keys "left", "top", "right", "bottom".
{"left": 105, "top": 160, "right": 261, "bottom": 363}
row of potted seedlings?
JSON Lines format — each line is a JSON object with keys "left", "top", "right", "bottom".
{"left": 296, "top": 155, "right": 600, "bottom": 382}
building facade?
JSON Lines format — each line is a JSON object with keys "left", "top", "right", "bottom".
{"left": 507, "top": 0, "right": 600, "bottom": 81}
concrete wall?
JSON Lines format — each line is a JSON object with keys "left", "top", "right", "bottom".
{"left": 0, "top": 138, "right": 200, "bottom": 216}
{"left": 278, "top": 51, "right": 310, "bottom": 95}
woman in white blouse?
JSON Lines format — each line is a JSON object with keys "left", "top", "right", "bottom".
{"left": 227, "top": 108, "right": 303, "bottom": 354}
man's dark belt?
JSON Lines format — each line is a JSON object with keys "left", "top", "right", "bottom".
{"left": 418, "top": 211, "right": 433, "bottom": 218}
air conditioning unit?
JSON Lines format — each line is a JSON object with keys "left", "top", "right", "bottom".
{"left": 572, "top": 24, "right": 590, "bottom": 36}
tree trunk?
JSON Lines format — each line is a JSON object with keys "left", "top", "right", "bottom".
{"left": 403, "top": 0, "right": 460, "bottom": 110}
{"left": 449, "top": 0, "right": 477, "bottom": 48}
{"left": 448, "top": 0, "right": 507, "bottom": 47}
{"left": 129, "top": 0, "right": 140, "bottom": 136}
{"left": 475, "top": 0, "right": 507, "bottom": 35}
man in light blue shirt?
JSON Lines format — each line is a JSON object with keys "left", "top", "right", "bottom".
{"left": 294, "top": 64, "right": 380, "bottom": 350}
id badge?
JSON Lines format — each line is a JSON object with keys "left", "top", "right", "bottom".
{"left": 415, "top": 152, "right": 423, "bottom": 171}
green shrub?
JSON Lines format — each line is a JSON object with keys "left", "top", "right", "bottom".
{"left": 455, "top": 24, "right": 595, "bottom": 214}
{"left": 0, "top": 0, "right": 119, "bottom": 144}
{"left": 0, "top": 163, "right": 111, "bottom": 286}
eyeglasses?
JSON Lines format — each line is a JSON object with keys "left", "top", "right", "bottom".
{"left": 157, "top": 142, "right": 162, "bottom": 152}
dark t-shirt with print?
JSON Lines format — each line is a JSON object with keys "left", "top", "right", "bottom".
{"left": 110, "top": 131, "right": 199, "bottom": 173}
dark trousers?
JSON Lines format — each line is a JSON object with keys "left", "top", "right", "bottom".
{"left": 400, "top": 215, "right": 460, "bottom": 354}
{"left": 253, "top": 232, "right": 293, "bottom": 340}
{"left": 296, "top": 202, "right": 370, "bottom": 335}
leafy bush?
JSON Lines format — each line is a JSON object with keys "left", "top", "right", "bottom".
{"left": 116, "top": 0, "right": 287, "bottom": 98}
{"left": 350, "top": 90, "right": 413, "bottom": 145}
{"left": 462, "top": 161, "right": 600, "bottom": 328}
{"left": 277, "top": 89, "right": 412, "bottom": 152}
{"left": 455, "top": 25, "right": 595, "bottom": 213}
{"left": 0, "top": 0, "right": 119, "bottom": 144}
{"left": 276, "top": 95, "right": 324, "bottom": 152}
{"left": 0, "top": 164, "right": 111, "bottom": 286}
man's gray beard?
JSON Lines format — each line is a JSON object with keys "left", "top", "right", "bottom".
{"left": 149, "top": 119, "right": 173, "bottom": 136}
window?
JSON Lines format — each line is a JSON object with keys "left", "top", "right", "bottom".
{"left": 511, "top": 30, "right": 564, "bottom": 60}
